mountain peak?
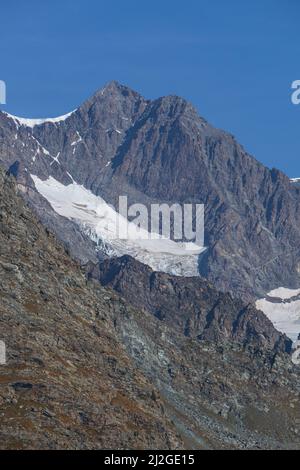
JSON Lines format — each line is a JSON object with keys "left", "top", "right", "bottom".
{"left": 104, "top": 79, "right": 124, "bottom": 90}
{"left": 92, "top": 80, "right": 143, "bottom": 100}
{"left": 79, "top": 81, "right": 147, "bottom": 116}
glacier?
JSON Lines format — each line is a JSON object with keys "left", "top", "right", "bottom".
{"left": 31, "top": 174, "right": 205, "bottom": 277}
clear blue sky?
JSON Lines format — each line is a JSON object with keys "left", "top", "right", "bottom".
{"left": 1, "top": 0, "right": 299, "bottom": 176}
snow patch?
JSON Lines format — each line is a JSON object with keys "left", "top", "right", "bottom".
{"left": 71, "top": 131, "right": 83, "bottom": 146}
{"left": 30, "top": 135, "right": 51, "bottom": 157}
{"left": 267, "top": 287, "right": 300, "bottom": 299}
{"left": 3, "top": 110, "right": 76, "bottom": 128}
{"left": 256, "top": 287, "right": 300, "bottom": 341}
{"left": 66, "top": 172, "right": 75, "bottom": 183}
{"left": 105, "top": 128, "right": 122, "bottom": 134}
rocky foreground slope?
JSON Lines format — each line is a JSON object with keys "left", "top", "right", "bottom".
{"left": 0, "top": 168, "right": 182, "bottom": 449}
{"left": 0, "top": 167, "right": 299, "bottom": 449}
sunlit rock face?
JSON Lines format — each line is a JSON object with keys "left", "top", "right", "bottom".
{"left": 2, "top": 81, "right": 300, "bottom": 300}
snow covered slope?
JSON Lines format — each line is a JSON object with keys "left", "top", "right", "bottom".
{"left": 256, "top": 287, "right": 300, "bottom": 342}
{"left": 3, "top": 110, "right": 76, "bottom": 128}
{"left": 31, "top": 175, "right": 205, "bottom": 276}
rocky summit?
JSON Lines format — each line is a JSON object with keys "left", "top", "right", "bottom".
{"left": 0, "top": 167, "right": 299, "bottom": 449}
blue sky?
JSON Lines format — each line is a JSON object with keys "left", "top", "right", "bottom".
{"left": 1, "top": 0, "right": 299, "bottom": 176}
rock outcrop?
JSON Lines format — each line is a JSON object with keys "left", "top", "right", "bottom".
{"left": 87, "top": 255, "right": 292, "bottom": 353}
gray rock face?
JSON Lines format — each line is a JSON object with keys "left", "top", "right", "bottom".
{"left": 87, "top": 255, "right": 292, "bottom": 354}
{"left": 1, "top": 81, "right": 300, "bottom": 300}
{"left": 102, "top": 95, "right": 300, "bottom": 301}
{"left": 113, "top": 295, "right": 300, "bottom": 450}
{"left": 0, "top": 81, "right": 148, "bottom": 265}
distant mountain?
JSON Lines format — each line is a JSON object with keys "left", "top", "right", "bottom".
{"left": 1, "top": 81, "right": 300, "bottom": 300}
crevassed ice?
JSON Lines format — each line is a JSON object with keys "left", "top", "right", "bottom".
{"left": 31, "top": 174, "right": 205, "bottom": 277}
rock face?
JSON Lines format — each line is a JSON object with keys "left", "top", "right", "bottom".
{"left": 87, "top": 255, "right": 292, "bottom": 353}
{"left": 0, "top": 167, "right": 182, "bottom": 450}
{"left": 87, "top": 256, "right": 300, "bottom": 449}
{"left": 113, "top": 300, "right": 300, "bottom": 449}
{"left": 0, "top": 167, "right": 299, "bottom": 449}
{"left": 1, "top": 81, "right": 300, "bottom": 299}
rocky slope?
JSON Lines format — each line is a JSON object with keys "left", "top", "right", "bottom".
{"left": 87, "top": 255, "right": 291, "bottom": 353}
{"left": 113, "top": 297, "right": 300, "bottom": 449}
{"left": 0, "top": 167, "right": 182, "bottom": 449}
{"left": 0, "top": 167, "right": 299, "bottom": 449}
{"left": 1, "top": 81, "right": 300, "bottom": 299}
